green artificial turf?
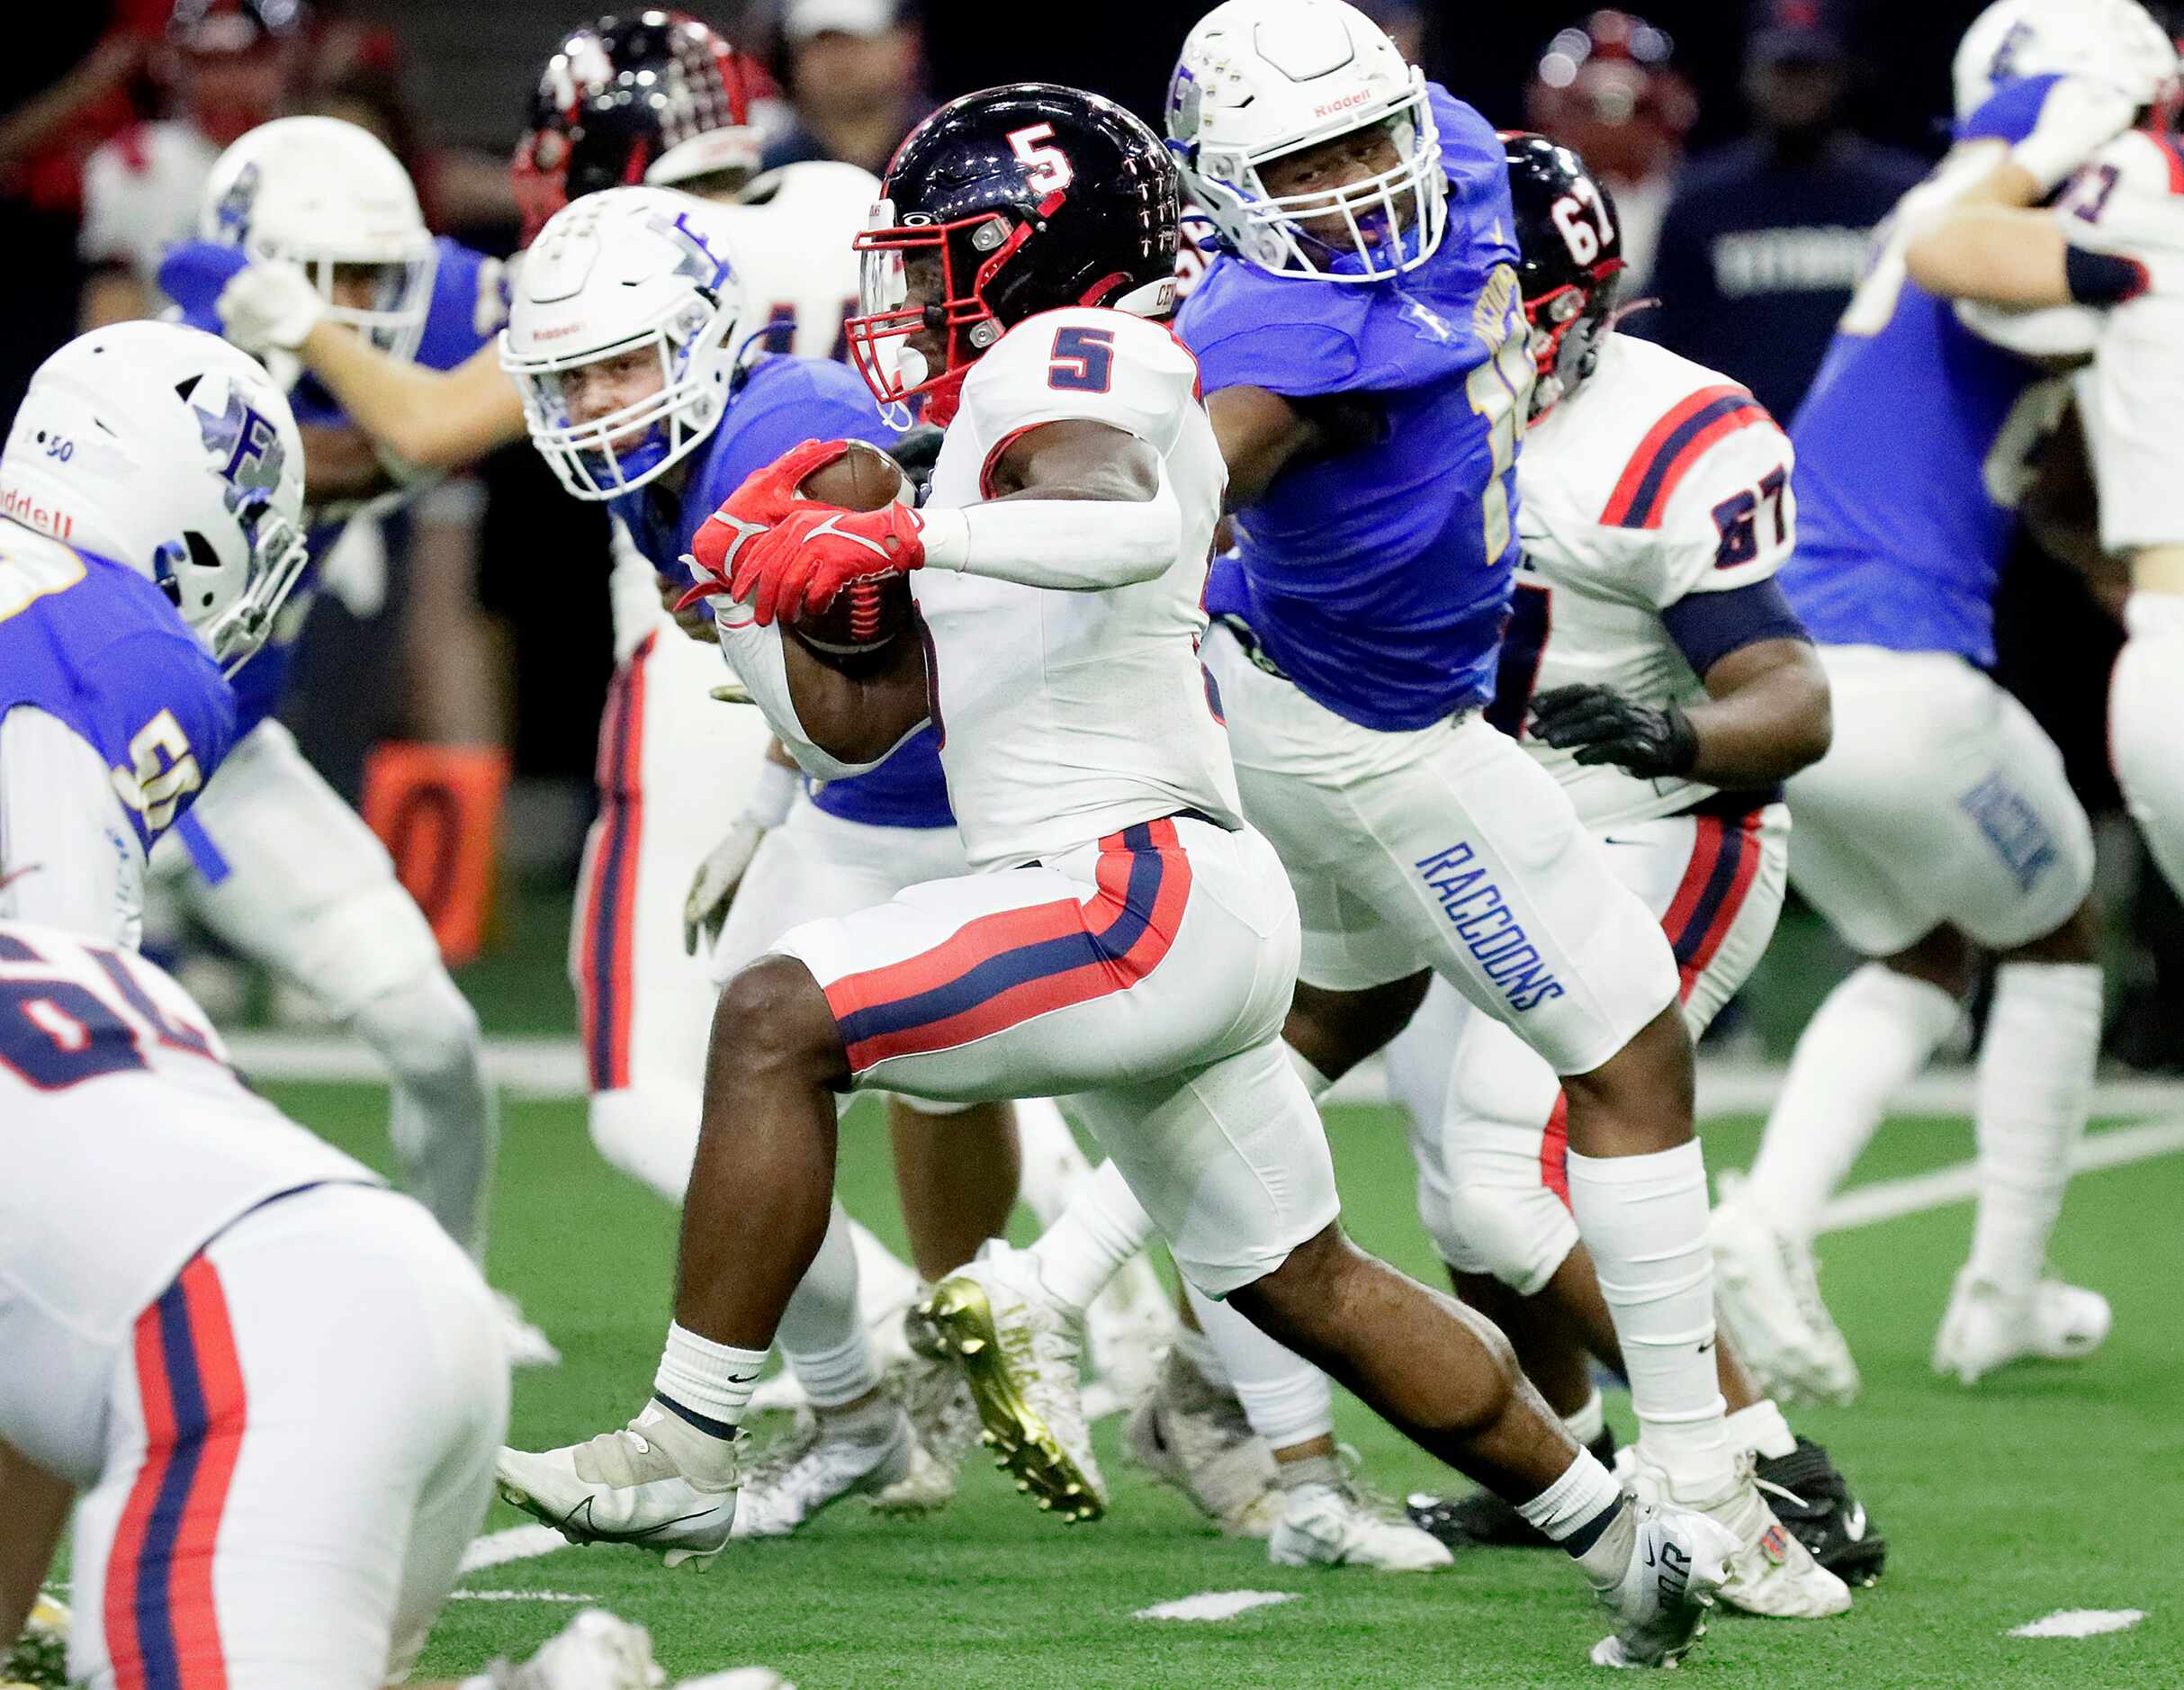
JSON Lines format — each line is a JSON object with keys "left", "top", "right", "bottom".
{"left": 235, "top": 1081, "right": 2184, "bottom": 1688}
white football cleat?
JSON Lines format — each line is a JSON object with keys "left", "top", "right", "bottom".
{"left": 1710, "top": 1178, "right": 1859, "bottom": 1407}
{"left": 730, "top": 1407, "right": 917, "bottom": 1537}
{"left": 918, "top": 1238, "right": 1106, "bottom": 1521}
{"left": 1932, "top": 1271, "right": 2112, "bottom": 1385}
{"left": 1268, "top": 1471, "right": 1455, "bottom": 1573}
{"left": 1623, "top": 1450, "right": 1851, "bottom": 1620}
{"left": 494, "top": 1290, "right": 562, "bottom": 1370}
{"left": 871, "top": 1345, "right": 975, "bottom": 1512}
{"left": 490, "top": 1608, "right": 665, "bottom": 1688}
{"left": 496, "top": 1401, "right": 740, "bottom": 1569}
{"left": 1123, "top": 1348, "right": 1283, "bottom": 1538}
{"left": 1589, "top": 1503, "right": 1736, "bottom": 1668}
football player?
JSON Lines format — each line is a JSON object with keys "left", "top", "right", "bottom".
{"left": 210, "top": 20, "right": 1126, "bottom": 1354}
{"left": 1894, "top": 0, "right": 2184, "bottom": 901}
{"left": 498, "top": 82, "right": 1738, "bottom": 1672}
{"left": 1707, "top": 0, "right": 2170, "bottom": 1398}
{"left": 1389, "top": 135, "right": 1873, "bottom": 1585}
{"left": 1076, "top": 0, "right": 1830, "bottom": 1614}
{"left": 156, "top": 113, "right": 555, "bottom": 1367}
{"left": 0, "top": 921, "right": 781, "bottom": 1690}
{"left": 0, "top": 320, "right": 306, "bottom": 944}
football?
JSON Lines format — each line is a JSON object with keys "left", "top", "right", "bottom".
{"left": 786, "top": 439, "right": 916, "bottom": 659}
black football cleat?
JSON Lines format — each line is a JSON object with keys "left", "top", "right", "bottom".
{"left": 1754, "top": 1435, "right": 1887, "bottom": 1587}
{"left": 1407, "top": 1430, "right": 1617, "bottom": 1550}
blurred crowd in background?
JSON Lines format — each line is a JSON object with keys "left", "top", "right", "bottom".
{"left": 4, "top": 0, "right": 2179, "bottom": 1062}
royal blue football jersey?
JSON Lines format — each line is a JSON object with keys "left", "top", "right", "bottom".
{"left": 610, "top": 353, "right": 954, "bottom": 832}
{"left": 162, "top": 237, "right": 507, "bottom": 736}
{"left": 1778, "top": 77, "right": 2070, "bottom": 667}
{"left": 0, "top": 540, "right": 235, "bottom": 851}
{"left": 1180, "top": 85, "right": 1528, "bottom": 732}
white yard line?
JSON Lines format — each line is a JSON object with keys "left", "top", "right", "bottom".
{"left": 459, "top": 1525, "right": 575, "bottom": 1574}
{"left": 1133, "top": 1591, "right": 1299, "bottom": 1623}
{"left": 448, "top": 1589, "right": 599, "bottom": 1603}
{"left": 1817, "top": 1117, "right": 2184, "bottom": 1234}
{"left": 2009, "top": 1608, "right": 2147, "bottom": 1638}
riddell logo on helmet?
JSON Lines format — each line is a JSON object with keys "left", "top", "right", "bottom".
{"left": 0, "top": 483, "right": 74, "bottom": 541}
{"left": 529, "top": 320, "right": 587, "bottom": 341}
{"left": 1313, "top": 89, "right": 1373, "bottom": 120}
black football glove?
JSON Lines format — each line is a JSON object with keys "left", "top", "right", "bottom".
{"left": 1527, "top": 684, "right": 1699, "bottom": 778}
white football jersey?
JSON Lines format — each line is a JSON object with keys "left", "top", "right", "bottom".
{"left": 1513, "top": 335, "right": 1797, "bottom": 829}
{"left": 917, "top": 309, "right": 1241, "bottom": 869}
{"left": 717, "top": 161, "right": 878, "bottom": 361}
{"left": 79, "top": 121, "right": 221, "bottom": 284}
{"left": 0, "top": 921, "right": 376, "bottom": 1479}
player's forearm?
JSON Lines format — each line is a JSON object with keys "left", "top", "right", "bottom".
{"left": 2134, "top": 544, "right": 2184, "bottom": 598}
{"left": 77, "top": 267, "right": 148, "bottom": 330}
{"left": 1905, "top": 207, "right": 2072, "bottom": 308}
{"left": 0, "top": 1439, "right": 70, "bottom": 1649}
{"left": 1685, "top": 638, "right": 1831, "bottom": 787}
{"left": 296, "top": 328, "right": 523, "bottom": 471}
{"left": 713, "top": 605, "right": 929, "bottom": 773}
{"left": 919, "top": 484, "right": 1182, "bottom": 590}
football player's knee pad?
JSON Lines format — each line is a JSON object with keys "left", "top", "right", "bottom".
{"left": 1418, "top": 1115, "right": 1579, "bottom": 1298}
{"left": 285, "top": 879, "right": 449, "bottom": 1022}
{"left": 346, "top": 963, "right": 484, "bottom": 1092}
{"left": 587, "top": 1087, "right": 699, "bottom": 1205}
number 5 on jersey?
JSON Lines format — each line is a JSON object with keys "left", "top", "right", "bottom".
{"left": 108, "top": 708, "right": 202, "bottom": 836}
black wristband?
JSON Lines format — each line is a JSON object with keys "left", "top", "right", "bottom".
{"left": 2065, "top": 245, "right": 2150, "bottom": 307}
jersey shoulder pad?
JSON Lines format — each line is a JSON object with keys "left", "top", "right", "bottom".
{"left": 1578, "top": 338, "right": 1776, "bottom": 535}
{"left": 417, "top": 239, "right": 507, "bottom": 371}
{"left": 2064, "top": 130, "right": 2184, "bottom": 263}
{"left": 689, "top": 355, "right": 890, "bottom": 520}
{"left": 964, "top": 310, "right": 1200, "bottom": 456}
{"left": 1175, "top": 263, "right": 1365, "bottom": 396}
{"left": 1957, "top": 74, "right": 2066, "bottom": 146}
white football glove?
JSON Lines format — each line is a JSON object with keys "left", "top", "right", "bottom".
{"left": 683, "top": 820, "right": 766, "bottom": 957}
{"left": 464, "top": 1609, "right": 665, "bottom": 1690}
{"left": 215, "top": 259, "right": 325, "bottom": 354}
{"left": 2010, "top": 76, "right": 2142, "bottom": 194}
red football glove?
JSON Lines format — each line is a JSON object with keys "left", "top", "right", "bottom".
{"left": 729, "top": 502, "right": 927, "bottom": 626}
{"left": 678, "top": 439, "right": 857, "bottom": 610}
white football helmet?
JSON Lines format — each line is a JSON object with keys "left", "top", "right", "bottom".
{"left": 500, "top": 186, "right": 754, "bottom": 500}
{"left": 1953, "top": 0, "right": 2177, "bottom": 122}
{"left": 0, "top": 321, "right": 310, "bottom": 673}
{"left": 1166, "top": 0, "right": 1446, "bottom": 281}
{"left": 202, "top": 115, "right": 438, "bottom": 363}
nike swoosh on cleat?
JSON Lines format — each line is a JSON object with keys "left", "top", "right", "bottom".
{"left": 568, "top": 1494, "right": 721, "bottom": 1545}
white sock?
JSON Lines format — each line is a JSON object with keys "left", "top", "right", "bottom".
{"left": 654, "top": 1324, "right": 766, "bottom": 1434}
{"left": 1724, "top": 1398, "right": 1796, "bottom": 1461}
{"left": 1567, "top": 1141, "right": 1732, "bottom": 1499}
{"left": 1516, "top": 1449, "right": 1629, "bottom": 1575}
{"left": 1743, "top": 964, "right": 1961, "bottom": 1243}
{"left": 1563, "top": 1389, "right": 1606, "bottom": 1449}
{"left": 1967, "top": 961, "right": 2101, "bottom": 1291}
{"left": 1011, "top": 1097, "right": 1092, "bottom": 1229}
{"left": 1183, "top": 1280, "right": 1334, "bottom": 1450}
{"left": 1029, "top": 1158, "right": 1155, "bottom": 1313}
{"left": 778, "top": 1200, "right": 881, "bottom": 1407}
{"left": 1284, "top": 1040, "right": 1335, "bottom": 1100}
{"left": 2113, "top": 591, "right": 2184, "bottom": 898}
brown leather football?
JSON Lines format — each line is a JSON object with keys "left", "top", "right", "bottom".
{"left": 788, "top": 440, "right": 915, "bottom": 657}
